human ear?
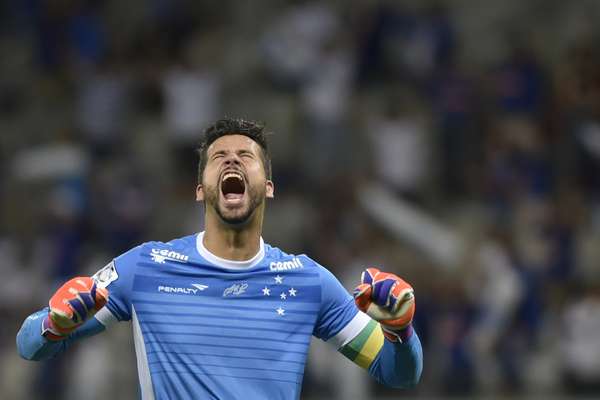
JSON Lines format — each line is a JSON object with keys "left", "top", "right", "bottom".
{"left": 196, "top": 184, "right": 205, "bottom": 202}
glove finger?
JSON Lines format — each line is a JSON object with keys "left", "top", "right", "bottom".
{"left": 372, "top": 277, "right": 395, "bottom": 307}
{"left": 49, "top": 306, "right": 71, "bottom": 323}
{"left": 49, "top": 297, "right": 74, "bottom": 318}
{"left": 49, "top": 308, "right": 77, "bottom": 331}
{"left": 79, "top": 291, "right": 96, "bottom": 313}
{"left": 94, "top": 286, "right": 109, "bottom": 310}
{"left": 353, "top": 283, "right": 372, "bottom": 313}
{"left": 387, "top": 281, "right": 399, "bottom": 310}
{"left": 353, "top": 283, "right": 370, "bottom": 299}
{"left": 395, "top": 291, "right": 415, "bottom": 318}
{"left": 361, "top": 267, "right": 380, "bottom": 285}
{"left": 387, "top": 274, "right": 414, "bottom": 309}
{"left": 90, "top": 281, "right": 97, "bottom": 301}
{"left": 382, "top": 298, "right": 415, "bottom": 329}
{"left": 389, "top": 286, "right": 414, "bottom": 312}
{"left": 68, "top": 297, "right": 87, "bottom": 323}
{"left": 74, "top": 277, "right": 91, "bottom": 290}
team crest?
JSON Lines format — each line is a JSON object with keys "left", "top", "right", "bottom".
{"left": 92, "top": 261, "right": 119, "bottom": 288}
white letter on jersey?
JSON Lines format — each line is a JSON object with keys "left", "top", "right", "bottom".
{"left": 269, "top": 258, "right": 304, "bottom": 272}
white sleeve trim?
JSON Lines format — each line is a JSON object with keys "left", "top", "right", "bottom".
{"left": 328, "top": 311, "right": 372, "bottom": 349}
{"left": 94, "top": 307, "right": 119, "bottom": 327}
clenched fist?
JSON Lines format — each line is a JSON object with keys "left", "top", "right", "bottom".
{"left": 354, "top": 267, "right": 415, "bottom": 342}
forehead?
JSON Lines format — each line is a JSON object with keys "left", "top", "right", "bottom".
{"left": 207, "top": 134, "right": 261, "bottom": 155}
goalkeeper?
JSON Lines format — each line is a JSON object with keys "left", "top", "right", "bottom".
{"left": 17, "top": 118, "right": 422, "bottom": 399}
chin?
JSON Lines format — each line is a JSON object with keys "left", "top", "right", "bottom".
{"left": 222, "top": 215, "right": 250, "bottom": 226}
{"left": 217, "top": 208, "right": 253, "bottom": 226}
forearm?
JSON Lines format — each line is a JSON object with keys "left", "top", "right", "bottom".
{"left": 338, "top": 318, "right": 423, "bottom": 388}
{"left": 17, "top": 308, "right": 106, "bottom": 361}
{"left": 368, "top": 327, "right": 423, "bottom": 388}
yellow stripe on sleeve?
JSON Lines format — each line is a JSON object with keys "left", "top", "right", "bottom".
{"left": 339, "top": 320, "right": 385, "bottom": 369}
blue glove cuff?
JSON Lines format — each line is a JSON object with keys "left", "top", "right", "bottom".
{"left": 382, "top": 323, "right": 414, "bottom": 343}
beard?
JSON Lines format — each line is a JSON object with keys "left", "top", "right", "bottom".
{"left": 203, "top": 181, "right": 265, "bottom": 226}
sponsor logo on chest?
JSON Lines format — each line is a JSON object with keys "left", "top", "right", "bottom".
{"left": 269, "top": 257, "right": 304, "bottom": 272}
{"left": 157, "top": 283, "right": 208, "bottom": 295}
{"left": 150, "top": 248, "right": 189, "bottom": 264}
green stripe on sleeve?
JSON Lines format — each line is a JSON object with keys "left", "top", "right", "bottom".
{"left": 339, "top": 319, "right": 378, "bottom": 362}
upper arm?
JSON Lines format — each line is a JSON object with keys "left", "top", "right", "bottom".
{"left": 313, "top": 265, "right": 360, "bottom": 341}
{"left": 92, "top": 245, "right": 142, "bottom": 323}
{"left": 312, "top": 264, "right": 385, "bottom": 370}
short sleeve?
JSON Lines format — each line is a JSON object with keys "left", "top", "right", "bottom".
{"left": 92, "top": 245, "right": 142, "bottom": 322}
{"left": 313, "top": 266, "right": 360, "bottom": 341}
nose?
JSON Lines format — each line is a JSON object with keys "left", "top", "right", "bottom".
{"left": 223, "top": 153, "right": 241, "bottom": 167}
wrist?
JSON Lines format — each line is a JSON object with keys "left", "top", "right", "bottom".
{"left": 381, "top": 323, "right": 414, "bottom": 343}
{"left": 41, "top": 315, "right": 70, "bottom": 341}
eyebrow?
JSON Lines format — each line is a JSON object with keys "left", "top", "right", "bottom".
{"left": 209, "top": 148, "right": 256, "bottom": 158}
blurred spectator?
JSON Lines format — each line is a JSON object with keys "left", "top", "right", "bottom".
{"left": 91, "top": 160, "right": 153, "bottom": 255}
{"left": 76, "top": 59, "right": 130, "bottom": 155}
{"left": 428, "top": 58, "right": 480, "bottom": 199}
{"left": 573, "top": 119, "right": 600, "bottom": 200}
{"left": 561, "top": 284, "right": 600, "bottom": 395}
{"left": 491, "top": 41, "right": 546, "bottom": 115}
{"left": 162, "top": 35, "right": 222, "bottom": 181}
{"left": 467, "top": 233, "right": 524, "bottom": 393}
{"left": 4, "top": 1, "right": 600, "bottom": 399}
{"left": 485, "top": 115, "right": 554, "bottom": 215}
{"left": 300, "top": 35, "right": 355, "bottom": 182}
{"left": 356, "top": 2, "right": 455, "bottom": 86}
{"left": 261, "top": 1, "right": 339, "bottom": 87}
{"left": 367, "top": 90, "right": 431, "bottom": 202}
{"left": 33, "top": 1, "right": 107, "bottom": 73}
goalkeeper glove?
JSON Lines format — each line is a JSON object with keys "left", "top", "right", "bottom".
{"left": 354, "top": 267, "right": 415, "bottom": 342}
{"left": 42, "top": 277, "right": 108, "bottom": 341}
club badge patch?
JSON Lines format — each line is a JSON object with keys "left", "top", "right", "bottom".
{"left": 92, "top": 261, "right": 119, "bottom": 288}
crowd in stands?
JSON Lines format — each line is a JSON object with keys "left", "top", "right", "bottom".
{"left": 2, "top": 1, "right": 600, "bottom": 398}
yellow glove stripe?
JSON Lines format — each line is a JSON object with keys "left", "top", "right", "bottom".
{"left": 339, "top": 319, "right": 385, "bottom": 369}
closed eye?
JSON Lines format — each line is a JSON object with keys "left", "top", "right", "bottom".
{"left": 212, "top": 151, "right": 226, "bottom": 160}
{"left": 239, "top": 151, "right": 255, "bottom": 159}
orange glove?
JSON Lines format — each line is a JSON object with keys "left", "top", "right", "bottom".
{"left": 354, "top": 267, "right": 415, "bottom": 342}
{"left": 42, "top": 277, "right": 108, "bottom": 341}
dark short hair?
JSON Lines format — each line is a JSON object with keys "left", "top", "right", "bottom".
{"left": 196, "top": 118, "right": 272, "bottom": 182}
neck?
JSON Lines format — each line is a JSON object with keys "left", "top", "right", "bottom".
{"left": 202, "top": 208, "right": 264, "bottom": 261}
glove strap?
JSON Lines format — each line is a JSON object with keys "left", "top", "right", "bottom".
{"left": 381, "top": 324, "right": 414, "bottom": 343}
{"left": 41, "top": 315, "right": 69, "bottom": 341}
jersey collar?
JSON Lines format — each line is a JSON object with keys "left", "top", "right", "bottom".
{"left": 195, "top": 231, "right": 265, "bottom": 270}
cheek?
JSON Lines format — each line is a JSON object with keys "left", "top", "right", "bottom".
{"left": 203, "top": 168, "right": 219, "bottom": 187}
{"left": 247, "top": 161, "right": 267, "bottom": 180}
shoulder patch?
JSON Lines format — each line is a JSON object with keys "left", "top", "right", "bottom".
{"left": 92, "top": 261, "right": 119, "bottom": 288}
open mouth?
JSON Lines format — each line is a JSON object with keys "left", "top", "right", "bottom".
{"left": 220, "top": 171, "right": 246, "bottom": 203}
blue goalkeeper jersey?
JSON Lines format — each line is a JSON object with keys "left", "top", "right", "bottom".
{"left": 93, "top": 232, "right": 359, "bottom": 400}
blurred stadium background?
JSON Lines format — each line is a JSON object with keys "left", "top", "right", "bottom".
{"left": 2, "top": 0, "right": 600, "bottom": 399}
